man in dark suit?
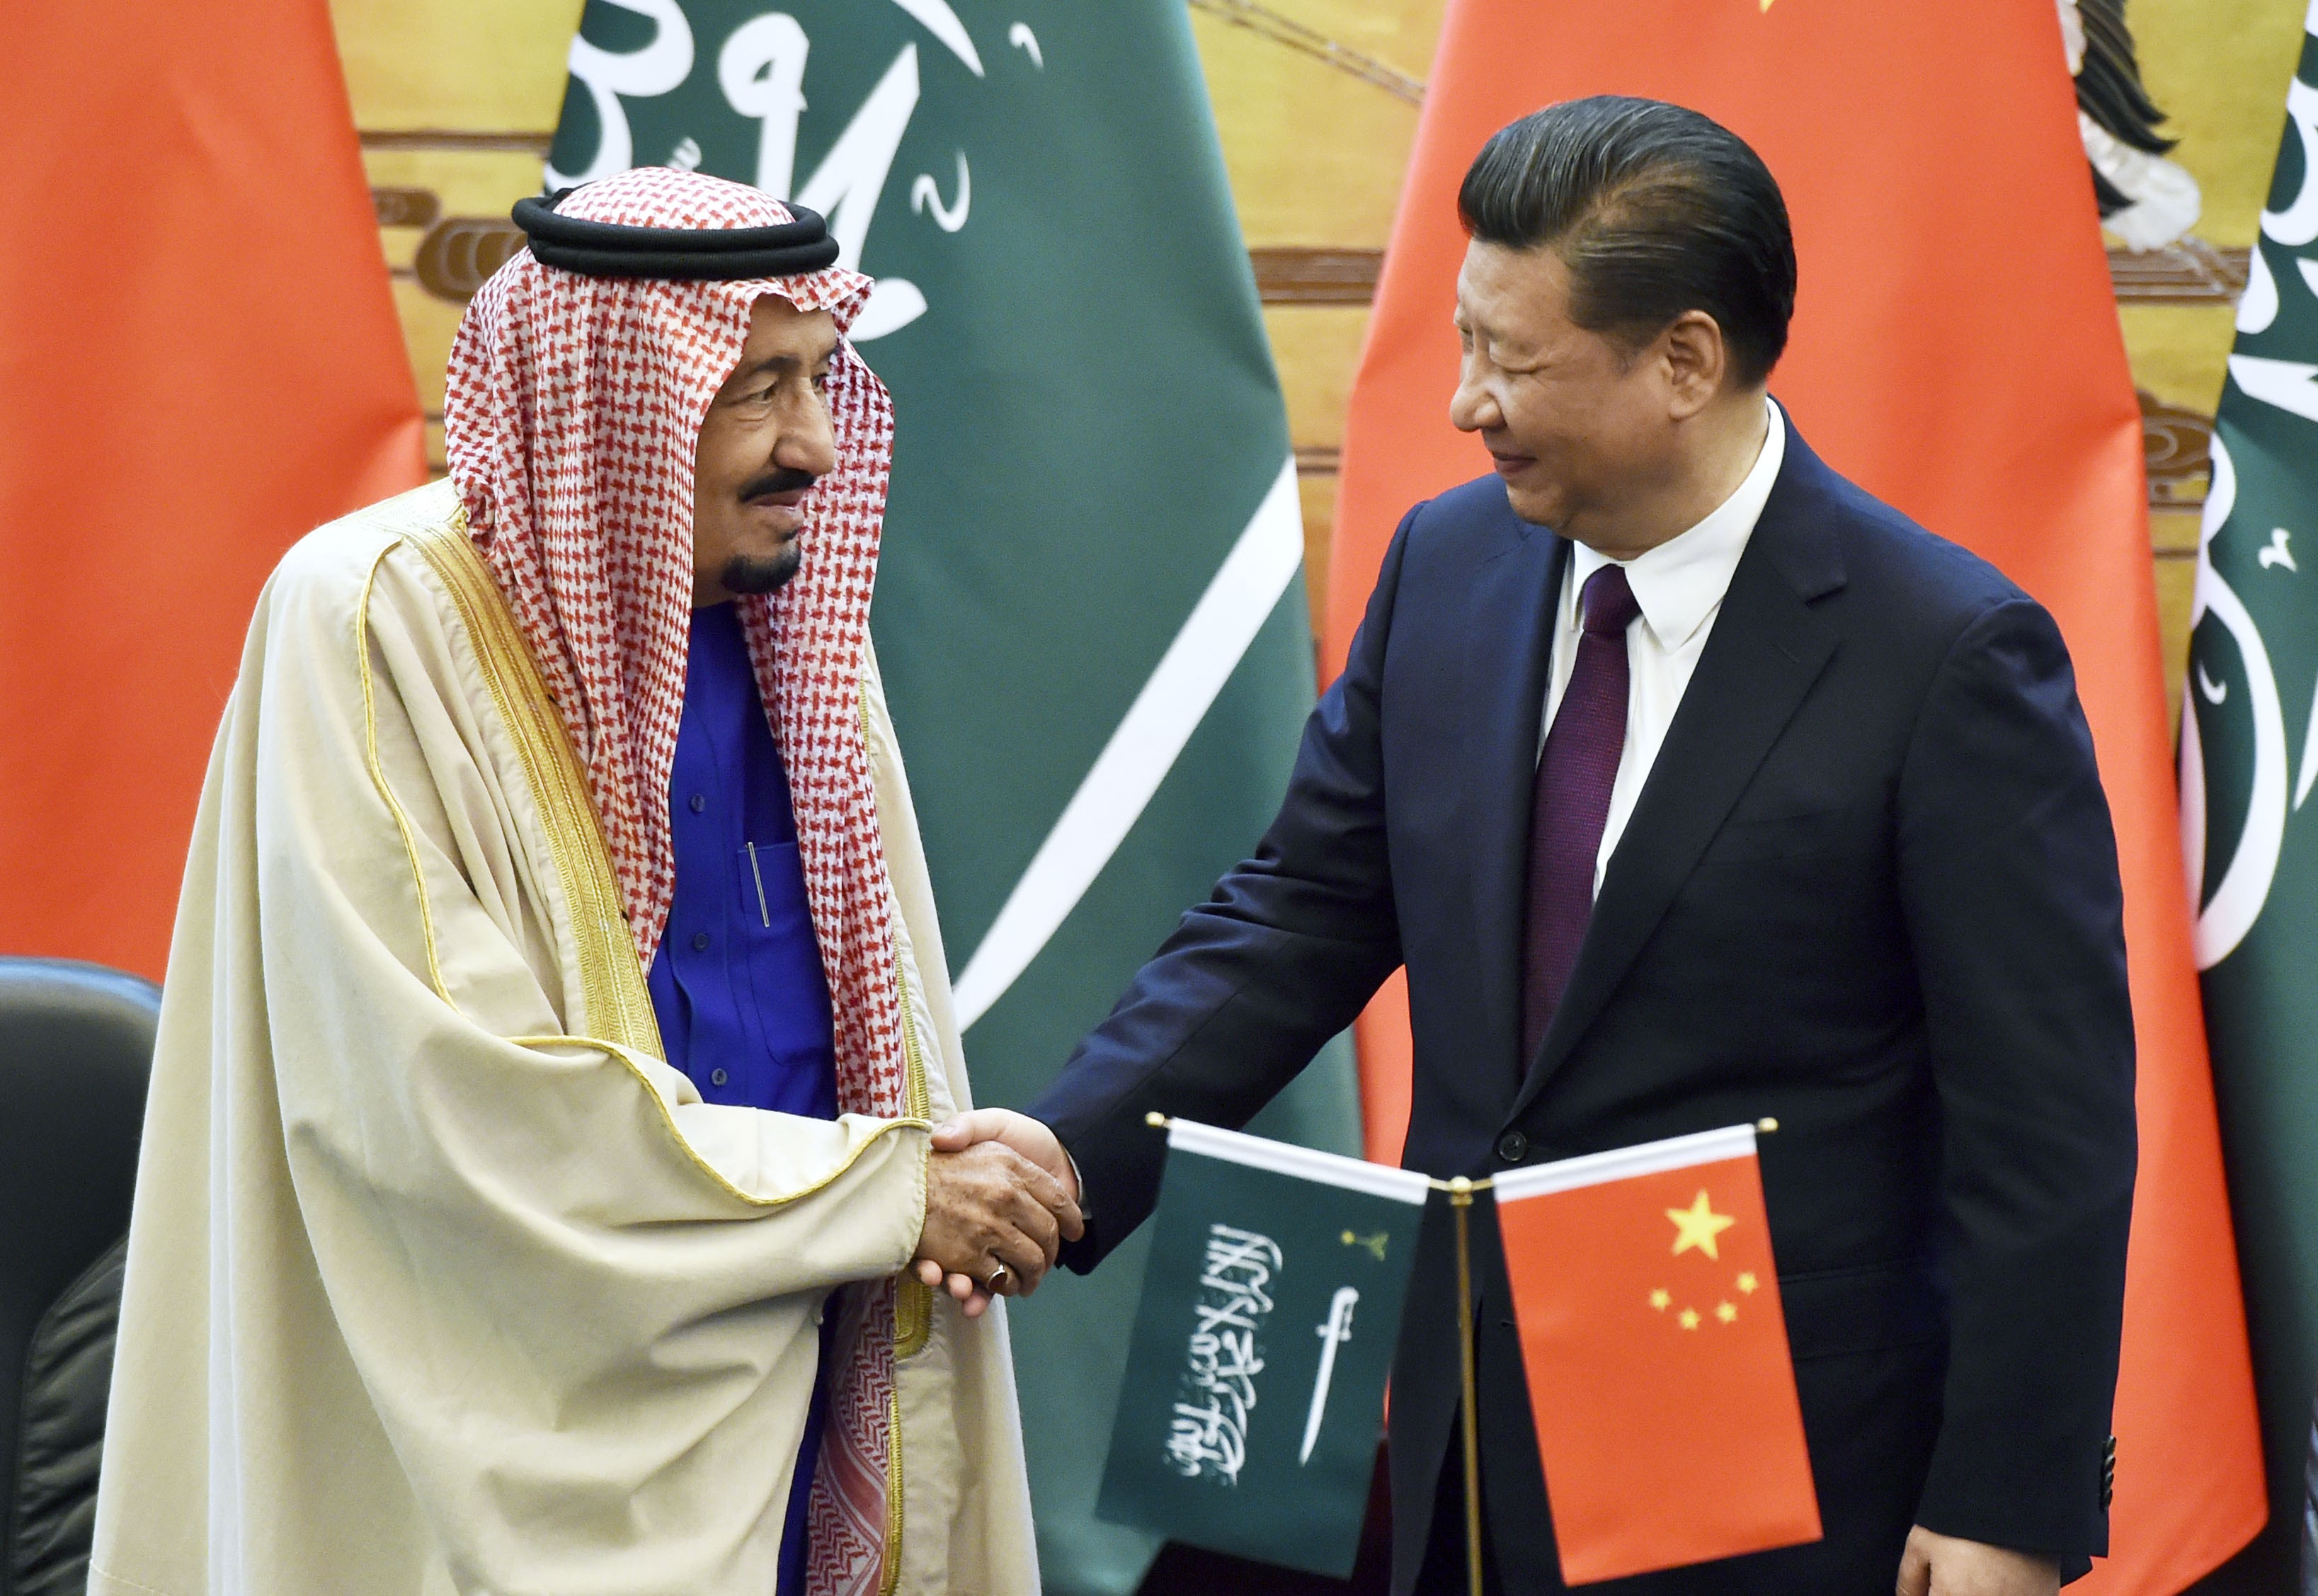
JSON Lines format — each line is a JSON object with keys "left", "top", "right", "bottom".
{"left": 924, "top": 96, "right": 2135, "bottom": 1595}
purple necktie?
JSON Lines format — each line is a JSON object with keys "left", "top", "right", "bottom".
{"left": 1521, "top": 563, "right": 1640, "bottom": 1064}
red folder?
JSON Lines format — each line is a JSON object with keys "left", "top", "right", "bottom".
{"left": 1494, "top": 1125, "right": 1818, "bottom": 1583}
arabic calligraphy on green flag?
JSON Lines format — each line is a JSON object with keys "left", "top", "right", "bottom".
{"left": 1098, "top": 1119, "right": 1427, "bottom": 1579}
{"left": 2180, "top": 11, "right": 2318, "bottom": 1585}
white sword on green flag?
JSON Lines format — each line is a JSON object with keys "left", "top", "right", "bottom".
{"left": 1301, "top": 1285, "right": 1359, "bottom": 1465}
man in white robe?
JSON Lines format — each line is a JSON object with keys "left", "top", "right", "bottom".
{"left": 90, "top": 169, "right": 1066, "bottom": 1596}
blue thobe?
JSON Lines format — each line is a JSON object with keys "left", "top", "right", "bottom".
{"left": 646, "top": 604, "right": 839, "bottom": 1596}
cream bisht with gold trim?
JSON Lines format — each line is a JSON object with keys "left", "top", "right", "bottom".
{"left": 447, "top": 170, "right": 932, "bottom": 1595}
{"left": 89, "top": 479, "right": 1037, "bottom": 1595}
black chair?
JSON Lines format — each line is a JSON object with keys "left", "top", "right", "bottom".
{"left": 0, "top": 959, "right": 155, "bottom": 1596}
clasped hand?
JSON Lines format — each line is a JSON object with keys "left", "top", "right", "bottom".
{"left": 913, "top": 1109, "right": 1083, "bottom": 1319}
{"left": 1895, "top": 1527, "right": 2060, "bottom": 1596}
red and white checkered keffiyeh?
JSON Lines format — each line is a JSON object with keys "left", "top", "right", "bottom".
{"left": 444, "top": 165, "right": 908, "bottom": 1596}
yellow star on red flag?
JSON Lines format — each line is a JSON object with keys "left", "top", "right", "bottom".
{"left": 1490, "top": 1129, "right": 1817, "bottom": 1578}
{"left": 1667, "top": 1190, "right": 1737, "bottom": 1260}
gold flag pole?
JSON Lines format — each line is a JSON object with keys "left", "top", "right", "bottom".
{"left": 1448, "top": 1175, "right": 1483, "bottom": 1596}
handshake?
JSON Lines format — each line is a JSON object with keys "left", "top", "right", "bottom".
{"left": 913, "top": 1108, "right": 1084, "bottom": 1318}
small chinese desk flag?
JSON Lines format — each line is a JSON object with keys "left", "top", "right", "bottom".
{"left": 1097, "top": 1118, "right": 1431, "bottom": 1578}
{"left": 1494, "top": 1124, "right": 1820, "bottom": 1583}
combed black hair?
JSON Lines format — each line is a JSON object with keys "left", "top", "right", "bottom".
{"left": 1457, "top": 96, "right": 1796, "bottom": 388}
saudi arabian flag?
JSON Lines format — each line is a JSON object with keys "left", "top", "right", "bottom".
{"left": 1098, "top": 1119, "right": 1430, "bottom": 1578}
{"left": 2181, "top": 11, "right": 2318, "bottom": 1583}
{"left": 544, "top": 3, "right": 1363, "bottom": 1590}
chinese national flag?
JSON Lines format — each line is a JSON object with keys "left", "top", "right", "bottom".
{"left": 1330, "top": 0, "right": 2264, "bottom": 1585}
{"left": 0, "top": 0, "right": 424, "bottom": 981}
{"left": 1494, "top": 1125, "right": 1818, "bottom": 1583}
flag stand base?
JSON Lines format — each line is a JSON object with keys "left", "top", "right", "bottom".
{"left": 1450, "top": 1176, "right": 1483, "bottom": 1596}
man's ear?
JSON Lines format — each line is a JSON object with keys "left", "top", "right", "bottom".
{"left": 1659, "top": 310, "right": 1728, "bottom": 419}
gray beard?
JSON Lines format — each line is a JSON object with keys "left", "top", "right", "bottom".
{"left": 720, "top": 542, "right": 801, "bottom": 595}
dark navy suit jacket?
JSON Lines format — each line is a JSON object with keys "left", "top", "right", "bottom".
{"left": 1030, "top": 423, "right": 2137, "bottom": 1593}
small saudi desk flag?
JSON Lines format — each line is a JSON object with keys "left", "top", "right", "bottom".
{"left": 1097, "top": 1118, "right": 1429, "bottom": 1578}
{"left": 1494, "top": 1124, "right": 1820, "bottom": 1583}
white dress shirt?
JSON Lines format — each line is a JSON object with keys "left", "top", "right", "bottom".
{"left": 1543, "top": 398, "right": 1787, "bottom": 894}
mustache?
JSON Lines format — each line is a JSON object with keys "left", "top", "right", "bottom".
{"left": 738, "top": 467, "right": 819, "bottom": 503}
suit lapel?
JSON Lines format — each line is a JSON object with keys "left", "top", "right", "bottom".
{"left": 1507, "top": 434, "right": 1848, "bottom": 1122}
{"left": 1462, "top": 508, "right": 1568, "bottom": 1104}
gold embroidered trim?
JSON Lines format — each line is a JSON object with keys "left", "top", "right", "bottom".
{"left": 358, "top": 545, "right": 453, "bottom": 1005}
{"left": 404, "top": 513, "right": 666, "bottom": 1060}
{"left": 508, "top": 1034, "right": 929, "bottom": 1208}
{"left": 353, "top": 510, "right": 935, "bottom": 1235}
{"left": 893, "top": 1272, "right": 933, "bottom": 1360}
{"left": 893, "top": 950, "right": 934, "bottom": 1123}
{"left": 874, "top": 670, "right": 938, "bottom": 1360}
{"left": 84, "top": 1563, "right": 180, "bottom": 1596}
{"left": 862, "top": 676, "right": 935, "bottom": 1122}
{"left": 880, "top": 1386, "right": 906, "bottom": 1596}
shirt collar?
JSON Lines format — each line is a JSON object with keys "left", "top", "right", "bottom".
{"left": 1569, "top": 397, "right": 1786, "bottom": 651}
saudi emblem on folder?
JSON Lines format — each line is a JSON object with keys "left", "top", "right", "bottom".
{"left": 1096, "top": 1118, "right": 1429, "bottom": 1578}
